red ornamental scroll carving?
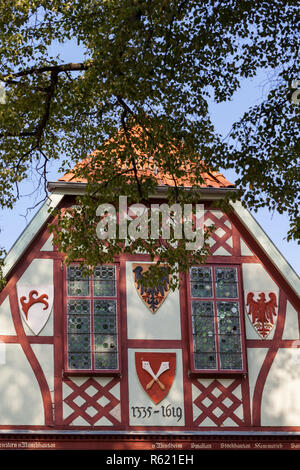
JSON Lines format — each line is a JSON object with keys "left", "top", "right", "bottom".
{"left": 246, "top": 292, "right": 277, "bottom": 338}
{"left": 20, "top": 290, "right": 49, "bottom": 320}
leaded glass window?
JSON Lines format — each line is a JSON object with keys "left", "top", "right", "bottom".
{"left": 66, "top": 264, "right": 119, "bottom": 372}
{"left": 93, "top": 266, "right": 116, "bottom": 297}
{"left": 192, "top": 301, "right": 216, "bottom": 369}
{"left": 190, "top": 267, "right": 213, "bottom": 298}
{"left": 215, "top": 267, "right": 238, "bottom": 298}
{"left": 190, "top": 266, "right": 245, "bottom": 372}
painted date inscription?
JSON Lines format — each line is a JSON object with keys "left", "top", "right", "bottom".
{"left": 131, "top": 404, "right": 183, "bottom": 422}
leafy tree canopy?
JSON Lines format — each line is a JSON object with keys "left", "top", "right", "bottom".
{"left": 0, "top": 0, "right": 299, "bottom": 285}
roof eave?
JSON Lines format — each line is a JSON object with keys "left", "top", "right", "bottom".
{"left": 47, "top": 181, "right": 237, "bottom": 200}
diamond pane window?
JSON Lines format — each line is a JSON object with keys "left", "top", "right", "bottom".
{"left": 66, "top": 264, "right": 119, "bottom": 373}
{"left": 189, "top": 266, "right": 246, "bottom": 373}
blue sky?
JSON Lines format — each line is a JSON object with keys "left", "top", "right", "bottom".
{"left": 0, "top": 42, "right": 299, "bottom": 276}
{"left": 208, "top": 69, "right": 300, "bottom": 276}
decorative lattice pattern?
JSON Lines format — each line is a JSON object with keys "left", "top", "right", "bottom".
{"left": 192, "top": 378, "right": 244, "bottom": 427}
{"left": 62, "top": 376, "right": 121, "bottom": 426}
{"left": 205, "top": 210, "right": 234, "bottom": 256}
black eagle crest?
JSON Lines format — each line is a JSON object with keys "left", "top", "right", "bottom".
{"left": 133, "top": 264, "right": 170, "bottom": 313}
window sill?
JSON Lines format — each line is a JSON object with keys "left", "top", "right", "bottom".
{"left": 188, "top": 369, "right": 247, "bottom": 379}
{"left": 63, "top": 369, "right": 121, "bottom": 378}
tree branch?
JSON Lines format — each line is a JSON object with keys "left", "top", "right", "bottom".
{"left": 118, "top": 102, "right": 144, "bottom": 201}
{"left": 0, "top": 62, "right": 92, "bottom": 140}
{"left": 1, "top": 70, "right": 59, "bottom": 142}
{"left": 0, "top": 61, "right": 91, "bottom": 81}
{"left": 35, "top": 70, "right": 58, "bottom": 144}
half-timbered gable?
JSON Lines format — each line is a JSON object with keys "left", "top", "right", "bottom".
{"left": 0, "top": 166, "right": 299, "bottom": 451}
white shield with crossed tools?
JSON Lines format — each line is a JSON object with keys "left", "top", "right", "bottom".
{"left": 142, "top": 361, "right": 170, "bottom": 390}
{"left": 135, "top": 352, "right": 176, "bottom": 404}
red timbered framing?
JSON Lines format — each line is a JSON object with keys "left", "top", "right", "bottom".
{"left": 62, "top": 376, "right": 121, "bottom": 427}
{"left": 0, "top": 200, "right": 299, "bottom": 443}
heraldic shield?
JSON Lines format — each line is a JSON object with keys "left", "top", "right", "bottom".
{"left": 135, "top": 352, "right": 176, "bottom": 404}
{"left": 246, "top": 291, "right": 278, "bottom": 338}
{"left": 132, "top": 263, "right": 170, "bottom": 313}
{"left": 18, "top": 285, "right": 53, "bottom": 335}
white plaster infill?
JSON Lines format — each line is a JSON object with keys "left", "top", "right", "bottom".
{"left": 3, "top": 194, "right": 63, "bottom": 279}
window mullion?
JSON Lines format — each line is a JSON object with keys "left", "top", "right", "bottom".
{"left": 65, "top": 263, "right": 120, "bottom": 374}
{"left": 90, "top": 269, "right": 95, "bottom": 371}
{"left": 189, "top": 264, "right": 245, "bottom": 374}
{"left": 212, "top": 268, "right": 221, "bottom": 371}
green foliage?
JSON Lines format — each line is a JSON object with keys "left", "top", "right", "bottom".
{"left": 0, "top": 0, "right": 299, "bottom": 283}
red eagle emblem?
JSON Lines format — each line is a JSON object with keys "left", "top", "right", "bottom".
{"left": 135, "top": 352, "right": 176, "bottom": 404}
{"left": 246, "top": 291, "right": 277, "bottom": 338}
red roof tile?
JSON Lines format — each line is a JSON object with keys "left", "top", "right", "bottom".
{"left": 58, "top": 127, "right": 234, "bottom": 189}
{"left": 59, "top": 159, "right": 234, "bottom": 189}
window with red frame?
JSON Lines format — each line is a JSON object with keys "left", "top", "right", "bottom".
{"left": 189, "top": 265, "right": 246, "bottom": 373}
{"left": 65, "top": 264, "right": 119, "bottom": 373}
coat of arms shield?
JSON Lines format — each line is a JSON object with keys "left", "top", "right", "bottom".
{"left": 132, "top": 263, "right": 170, "bottom": 313}
{"left": 135, "top": 352, "right": 176, "bottom": 404}
{"left": 246, "top": 291, "right": 278, "bottom": 338}
{"left": 17, "top": 285, "right": 53, "bottom": 335}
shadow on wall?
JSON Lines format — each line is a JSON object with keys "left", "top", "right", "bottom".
{"left": 0, "top": 343, "right": 45, "bottom": 425}
{"left": 261, "top": 347, "right": 300, "bottom": 427}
